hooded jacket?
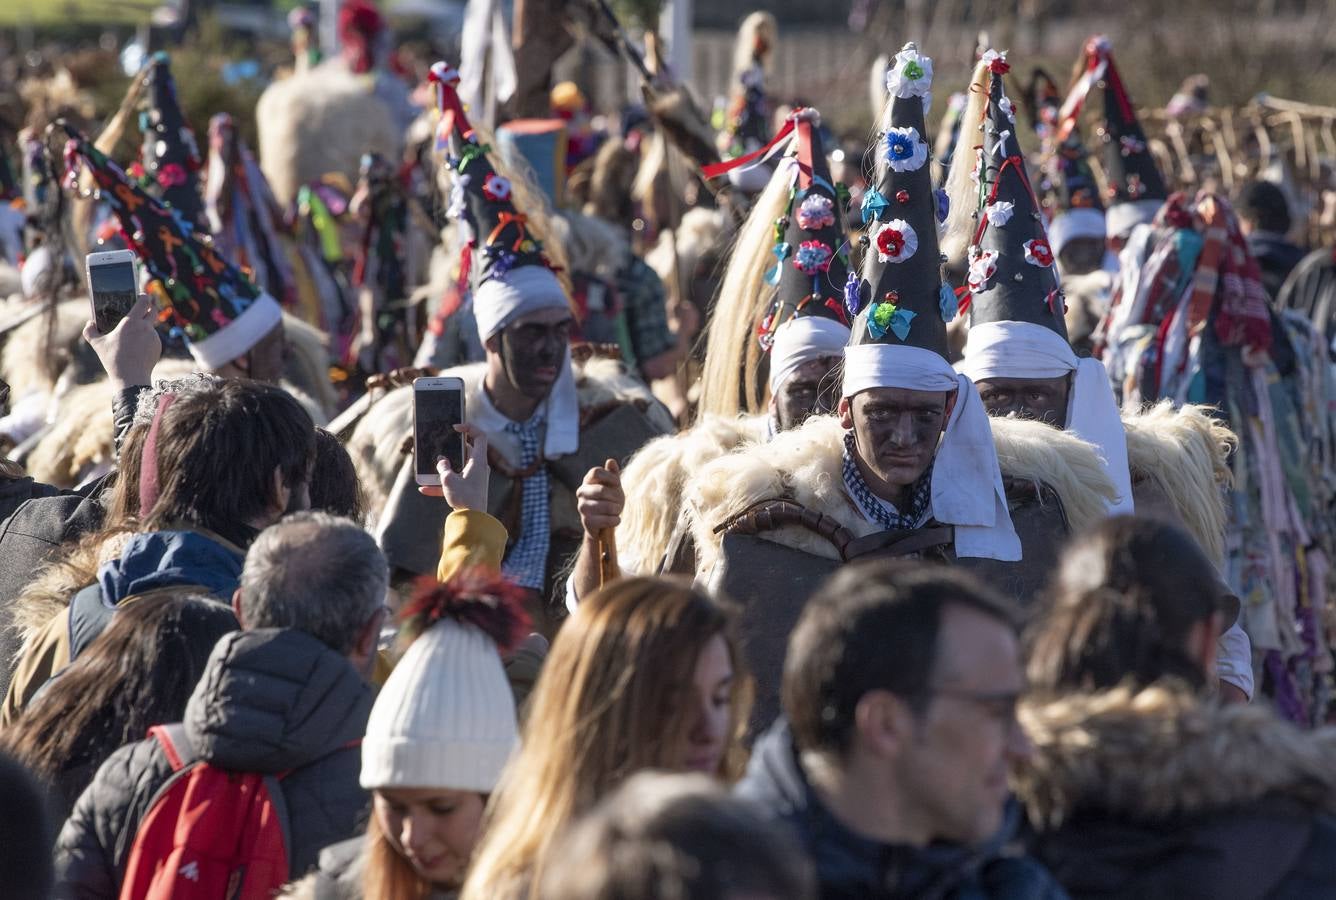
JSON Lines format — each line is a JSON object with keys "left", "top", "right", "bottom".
{"left": 54, "top": 628, "right": 374, "bottom": 898}
{"left": 1, "top": 528, "right": 245, "bottom": 725}
{"left": 1014, "top": 685, "right": 1336, "bottom": 899}
{"left": 736, "top": 720, "right": 1067, "bottom": 900}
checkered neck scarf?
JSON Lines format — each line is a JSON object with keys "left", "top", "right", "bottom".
{"left": 501, "top": 414, "right": 551, "bottom": 590}
{"left": 841, "top": 431, "right": 934, "bottom": 531}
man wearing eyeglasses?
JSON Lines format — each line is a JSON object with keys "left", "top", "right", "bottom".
{"left": 737, "top": 560, "right": 1065, "bottom": 899}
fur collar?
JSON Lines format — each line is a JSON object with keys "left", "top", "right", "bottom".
{"left": 1015, "top": 685, "right": 1336, "bottom": 828}
{"left": 686, "top": 414, "right": 1117, "bottom": 573}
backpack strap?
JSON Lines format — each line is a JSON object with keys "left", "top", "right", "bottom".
{"left": 148, "top": 723, "right": 194, "bottom": 773}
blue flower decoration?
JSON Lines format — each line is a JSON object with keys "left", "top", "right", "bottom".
{"left": 765, "top": 241, "right": 792, "bottom": 286}
{"left": 934, "top": 188, "right": 950, "bottom": 225}
{"left": 939, "top": 282, "right": 958, "bottom": 323}
{"left": 844, "top": 272, "right": 865, "bottom": 317}
{"left": 860, "top": 188, "right": 889, "bottom": 225}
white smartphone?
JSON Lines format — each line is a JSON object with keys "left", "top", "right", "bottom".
{"left": 413, "top": 376, "right": 467, "bottom": 486}
{"left": 85, "top": 249, "right": 139, "bottom": 335}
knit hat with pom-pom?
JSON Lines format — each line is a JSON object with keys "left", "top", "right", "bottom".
{"left": 360, "top": 568, "right": 531, "bottom": 792}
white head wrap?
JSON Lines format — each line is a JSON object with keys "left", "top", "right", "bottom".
{"left": 1047, "top": 207, "right": 1106, "bottom": 261}
{"left": 768, "top": 316, "right": 851, "bottom": 394}
{"left": 472, "top": 266, "right": 579, "bottom": 456}
{"left": 1105, "top": 198, "right": 1161, "bottom": 241}
{"left": 958, "top": 320, "right": 1134, "bottom": 513}
{"left": 842, "top": 343, "right": 1020, "bottom": 561}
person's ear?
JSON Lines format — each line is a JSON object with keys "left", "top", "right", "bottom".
{"left": 1192, "top": 612, "right": 1221, "bottom": 677}
{"left": 853, "top": 689, "right": 913, "bottom": 760}
{"left": 271, "top": 466, "right": 291, "bottom": 517}
{"left": 484, "top": 333, "right": 501, "bottom": 354}
{"left": 838, "top": 396, "right": 854, "bottom": 429}
{"left": 231, "top": 587, "right": 246, "bottom": 629}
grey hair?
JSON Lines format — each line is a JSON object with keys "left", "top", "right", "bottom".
{"left": 133, "top": 373, "right": 225, "bottom": 424}
{"left": 239, "top": 511, "right": 388, "bottom": 654}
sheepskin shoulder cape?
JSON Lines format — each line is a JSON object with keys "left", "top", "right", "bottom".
{"left": 348, "top": 358, "right": 675, "bottom": 519}
{"left": 616, "top": 413, "right": 768, "bottom": 573}
{"left": 1016, "top": 685, "right": 1336, "bottom": 829}
{"left": 1122, "top": 401, "right": 1235, "bottom": 566}
{"left": 686, "top": 414, "right": 1117, "bottom": 573}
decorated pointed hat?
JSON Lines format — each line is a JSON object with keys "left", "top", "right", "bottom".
{"left": 961, "top": 50, "right": 1065, "bottom": 339}
{"left": 139, "top": 53, "right": 207, "bottom": 232}
{"left": 428, "top": 61, "right": 578, "bottom": 457}
{"left": 58, "top": 121, "right": 281, "bottom": 369}
{"left": 1058, "top": 36, "right": 1166, "bottom": 239}
{"left": 720, "top": 11, "right": 777, "bottom": 193}
{"left": 847, "top": 43, "right": 952, "bottom": 358}
{"left": 759, "top": 109, "right": 852, "bottom": 394}
{"left": 1043, "top": 134, "right": 1106, "bottom": 260}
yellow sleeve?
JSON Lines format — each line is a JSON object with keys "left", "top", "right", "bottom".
{"left": 1, "top": 610, "right": 71, "bottom": 727}
{"left": 436, "top": 509, "right": 509, "bottom": 582}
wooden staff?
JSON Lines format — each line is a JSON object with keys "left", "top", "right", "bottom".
{"left": 597, "top": 457, "right": 621, "bottom": 588}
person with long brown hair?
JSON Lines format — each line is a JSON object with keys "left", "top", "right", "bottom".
{"left": 2, "top": 589, "right": 236, "bottom": 818}
{"left": 460, "top": 576, "right": 747, "bottom": 900}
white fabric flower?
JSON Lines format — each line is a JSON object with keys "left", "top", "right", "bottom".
{"left": 873, "top": 219, "right": 919, "bottom": 264}
{"left": 884, "top": 126, "right": 928, "bottom": 173}
{"left": 999, "top": 96, "right": 1016, "bottom": 123}
{"left": 885, "top": 43, "right": 934, "bottom": 113}
{"left": 967, "top": 249, "right": 1000, "bottom": 293}
{"left": 986, "top": 201, "right": 1014, "bottom": 227}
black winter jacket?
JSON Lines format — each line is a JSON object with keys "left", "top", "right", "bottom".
{"left": 53, "top": 628, "right": 374, "bottom": 898}
{"left": 736, "top": 720, "right": 1068, "bottom": 900}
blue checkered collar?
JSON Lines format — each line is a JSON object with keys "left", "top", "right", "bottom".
{"left": 841, "top": 430, "right": 934, "bottom": 531}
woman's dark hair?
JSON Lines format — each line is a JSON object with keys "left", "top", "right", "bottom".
{"left": 144, "top": 379, "right": 315, "bottom": 547}
{"left": 2, "top": 591, "right": 237, "bottom": 816}
{"left": 1027, "top": 515, "right": 1224, "bottom": 694}
{"left": 309, "top": 428, "right": 365, "bottom": 522}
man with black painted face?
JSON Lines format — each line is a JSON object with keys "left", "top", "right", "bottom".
{"left": 948, "top": 49, "right": 1133, "bottom": 514}
{"left": 773, "top": 356, "right": 842, "bottom": 432}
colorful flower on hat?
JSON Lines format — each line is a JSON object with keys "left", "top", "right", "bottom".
{"left": 844, "top": 271, "right": 865, "bottom": 317}
{"left": 448, "top": 173, "right": 471, "bottom": 219}
{"left": 157, "top": 163, "right": 187, "bottom": 189}
{"left": 969, "top": 147, "right": 984, "bottom": 185}
{"left": 1024, "top": 237, "right": 1055, "bottom": 268}
{"left": 860, "top": 188, "right": 889, "bottom": 225}
{"left": 793, "top": 240, "right": 833, "bottom": 275}
{"left": 939, "top": 282, "right": 959, "bottom": 323}
{"left": 935, "top": 188, "right": 950, "bottom": 224}
{"left": 1119, "top": 135, "right": 1146, "bottom": 156}
{"left": 867, "top": 299, "right": 916, "bottom": 341}
{"left": 981, "top": 49, "right": 1010, "bottom": 74}
{"left": 872, "top": 219, "right": 918, "bottom": 264}
{"left": 482, "top": 173, "right": 512, "bottom": 202}
{"left": 967, "top": 249, "right": 999, "bottom": 293}
{"left": 796, "top": 193, "right": 836, "bottom": 231}
{"left": 884, "top": 126, "right": 928, "bottom": 173}
{"left": 998, "top": 95, "right": 1016, "bottom": 123}
{"left": 765, "top": 241, "right": 792, "bottom": 286}
{"left": 985, "top": 200, "right": 1014, "bottom": 227}
{"left": 886, "top": 44, "right": 933, "bottom": 108}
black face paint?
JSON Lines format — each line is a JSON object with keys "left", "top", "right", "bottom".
{"left": 499, "top": 318, "right": 573, "bottom": 402}
{"left": 977, "top": 375, "right": 1071, "bottom": 428}
{"left": 775, "top": 356, "right": 842, "bottom": 431}
{"left": 850, "top": 387, "right": 950, "bottom": 508}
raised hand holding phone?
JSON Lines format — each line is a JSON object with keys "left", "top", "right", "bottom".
{"left": 418, "top": 423, "right": 490, "bottom": 512}
{"left": 82, "top": 291, "right": 161, "bottom": 390}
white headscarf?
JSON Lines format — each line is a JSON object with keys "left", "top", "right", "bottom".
{"left": 959, "top": 320, "right": 1134, "bottom": 513}
{"left": 768, "top": 316, "right": 850, "bottom": 394}
{"left": 842, "top": 344, "right": 1020, "bottom": 561}
{"left": 472, "top": 266, "right": 578, "bottom": 456}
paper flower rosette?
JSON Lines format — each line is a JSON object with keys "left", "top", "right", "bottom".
{"left": 884, "top": 126, "right": 928, "bottom": 173}
{"left": 796, "top": 193, "right": 836, "bottom": 231}
{"left": 867, "top": 299, "right": 916, "bottom": 341}
{"left": 793, "top": 239, "right": 834, "bottom": 276}
{"left": 986, "top": 200, "right": 1014, "bottom": 227}
{"left": 872, "top": 219, "right": 918, "bottom": 264}
{"left": 967, "top": 249, "right": 1000, "bottom": 293}
{"left": 1024, "top": 238, "right": 1055, "bottom": 268}
{"left": 886, "top": 44, "right": 933, "bottom": 111}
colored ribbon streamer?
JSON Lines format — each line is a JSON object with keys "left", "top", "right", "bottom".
{"left": 702, "top": 118, "right": 796, "bottom": 180}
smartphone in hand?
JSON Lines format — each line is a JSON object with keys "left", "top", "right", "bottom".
{"left": 413, "top": 376, "right": 466, "bottom": 486}
{"left": 85, "top": 249, "right": 139, "bottom": 335}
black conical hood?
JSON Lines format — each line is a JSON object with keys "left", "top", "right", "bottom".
{"left": 140, "top": 52, "right": 206, "bottom": 232}
{"left": 1091, "top": 38, "right": 1166, "bottom": 207}
{"left": 966, "top": 51, "right": 1066, "bottom": 339}
{"left": 429, "top": 62, "right": 551, "bottom": 285}
{"left": 848, "top": 43, "right": 950, "bottom": 357}
{"left": 1048, "top": 135, "right": 1104, "bottom": 215}
{"left": 761, "top": 109, "right": 852, "bottom": 341}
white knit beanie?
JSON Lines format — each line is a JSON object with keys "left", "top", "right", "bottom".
{"left": 360, "top": 618, "right": 519, "bottom": 792}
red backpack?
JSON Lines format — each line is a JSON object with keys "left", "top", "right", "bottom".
{"left": 117, "top": 724, "right": 294, "bottom": 900}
